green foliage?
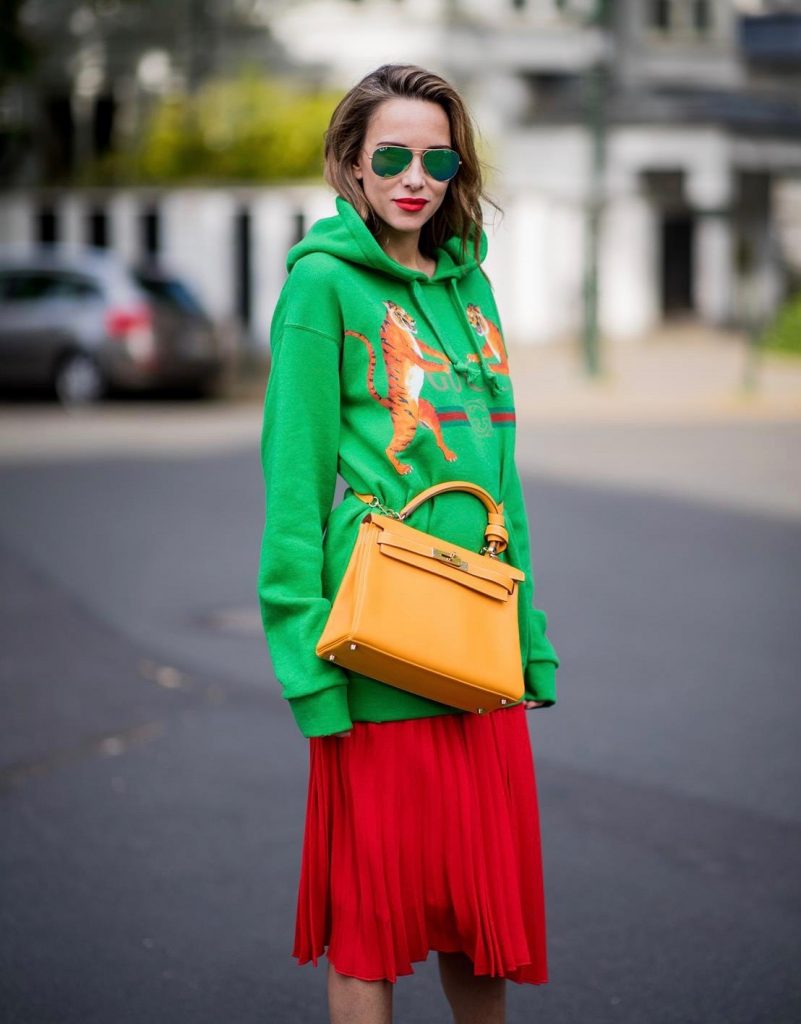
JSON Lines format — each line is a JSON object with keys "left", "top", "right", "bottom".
{"left": 758, "top": 290, "right": 801, "bottom": 356}
{"left": 83, "top": 70, "right": 340, "bottom": 184}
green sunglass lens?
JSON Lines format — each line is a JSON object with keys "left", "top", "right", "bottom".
{"left": 371, "top": 147, "right": 411, "bottom": 177}
{"left": 423, "top": 149, "right": 460, "bottom": 181}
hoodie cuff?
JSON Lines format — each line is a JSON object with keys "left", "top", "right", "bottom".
{"left": 289, "top": 685, "right": 353, "bottom": 738}
{"left": 523, "top": 659, "right": 557, "bottom": 707}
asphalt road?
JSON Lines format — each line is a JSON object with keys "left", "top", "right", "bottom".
{"left": 1, "top": 427, "right": 800, "bottom": 1023}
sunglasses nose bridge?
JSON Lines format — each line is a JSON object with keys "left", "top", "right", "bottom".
{"left": 401, "top": 151, "right": 426, "bottom": 181}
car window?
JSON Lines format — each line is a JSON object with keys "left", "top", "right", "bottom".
{"left": 0, "top": 271, "right": 60, "bottom": 301}
{"left": 0, "top": 270, "right": 102, "bottom": 302}
{"left": 133, "top": 273, "right": 206, "bottom": 316}
{"left": 59, "top": 274, "right": 103, "bottom": 299}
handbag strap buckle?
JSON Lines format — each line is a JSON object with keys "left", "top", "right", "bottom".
{"left": 366, "top": 495, "right": 405, "bottom": 520}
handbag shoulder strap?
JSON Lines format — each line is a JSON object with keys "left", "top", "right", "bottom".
{"left": 353, "top": 480, "right": 509, "bottom": 555}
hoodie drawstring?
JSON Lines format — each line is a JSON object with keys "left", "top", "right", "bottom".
{"left": 449, "top": 278, "right": 507, "bottom": 397}
{"left": 410, "top": 279, "right": 464, "bottom": 369}
{"left": 410, "top": 278, "right": 507, "bottom": 397}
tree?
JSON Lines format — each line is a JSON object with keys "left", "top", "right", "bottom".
{"left": 82, "top": 69, "right": 341, "bottom": 184}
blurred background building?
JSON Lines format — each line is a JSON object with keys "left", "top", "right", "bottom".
{"left": 1, "top": 0, "right": 800, "bottom": 350}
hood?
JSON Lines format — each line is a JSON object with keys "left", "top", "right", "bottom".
{"left": 287, "top": 195, "right": 487, "bottom": 282}
{"left": 286, "top": 196, "right": 506, "bottom": 395}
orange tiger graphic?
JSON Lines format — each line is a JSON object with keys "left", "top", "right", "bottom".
{"left": 465, "top": 304, "right": 510, "bottom": 376}
{"left": 345, "top": 300, "right": 458, "bottom": 475}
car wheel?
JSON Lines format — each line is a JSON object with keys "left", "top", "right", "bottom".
{"left": 53, "top": 352, "right": 107, "bottom": 406}
{"left": 188, "top": 371, "right": 226, "bottom": 400}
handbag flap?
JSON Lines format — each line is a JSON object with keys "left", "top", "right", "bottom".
{"left": 373, "top": 521, "right": 525, "bottom": 598}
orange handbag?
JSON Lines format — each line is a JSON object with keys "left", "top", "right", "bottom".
{"left": 314, "top": 480, "right": 526, "bottom": 714}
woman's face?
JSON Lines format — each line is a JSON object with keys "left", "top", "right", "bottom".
{"left": 352, "top": 97, "right": 453, "bottom": 242}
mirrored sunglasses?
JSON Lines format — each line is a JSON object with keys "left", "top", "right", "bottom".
{"left": 370, "top": 146, "right": 462, "bottom": 182}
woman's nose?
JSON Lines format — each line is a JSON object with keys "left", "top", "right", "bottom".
{"left": 401, "top": 154, "right": 426, "bottom": 187}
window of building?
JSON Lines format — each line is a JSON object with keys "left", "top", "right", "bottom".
{"left": 234, "top": 206, "right": 252, "bottom": 329}
{"left": 650, "top": 0, "right": 672, "bottom": 30}
{"left": 292, "top": 211, "right": 306, "bottom": 249}
{"left": 693, "top": 0, "right": 711, "bottom": 33}
{"left": 140, "top": 205, "right": 160, "bottom": 259}
{"left": 37, "top": 205, "right": 58, "bottom": 244}
{"left": 87, "top": 207, "right": 109, "bottom": 248}
{"left": 649, "top": 0, "right": 714, "bottom": 38}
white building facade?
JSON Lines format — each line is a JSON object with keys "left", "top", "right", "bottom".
{"left": 2, "top": 0, "right": 801, "bottom": 348}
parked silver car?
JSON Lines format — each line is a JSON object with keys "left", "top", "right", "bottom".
{"left": 0, "top": 244, "right": 235, "bottom": 405}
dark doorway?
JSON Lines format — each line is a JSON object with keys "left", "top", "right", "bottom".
{"left": 292, "top": 211, "right": 306, "bottom": 248}
{"left": 140, "top": 204, "right": 160, "bottom": 260}
{"left": 42, "top": 94, "right": 74, "bottom": 181}
{"left": 661, "top": 214, "right": 694, "bottom": 315}
{"left": 234, "top": 206, "right": 252, "bottom": 329}
{"left": 37, "top": 204, "right": 58, "bottom": 244}
{"left": 93, "top": 93, "right": 116, "bottom": 159}
{"left": 87, "top": 206, "right": 109, "bottom": 248}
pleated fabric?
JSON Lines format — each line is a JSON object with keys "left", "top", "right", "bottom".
{"left": 292, "top": 703, "right": 548, "bottom": 984}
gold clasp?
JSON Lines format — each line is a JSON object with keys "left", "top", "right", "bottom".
{"left": 432, "top": 547, "right": 468, "bottom": 570}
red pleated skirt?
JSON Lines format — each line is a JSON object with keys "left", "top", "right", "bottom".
{"left": 292, "top": 703, "right": 548, "bottom": 985}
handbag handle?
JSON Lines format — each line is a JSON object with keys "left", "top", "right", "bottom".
{"left": 353, "top": 480, "right": 509, "bottom": 556}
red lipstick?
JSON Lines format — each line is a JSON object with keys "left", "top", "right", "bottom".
{"left": 393, "top": 198, "right": 429, "bottom": 212}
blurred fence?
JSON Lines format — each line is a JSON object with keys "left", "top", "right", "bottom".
{"left": 1, "top": 172, "right": 799, "bottom": 350}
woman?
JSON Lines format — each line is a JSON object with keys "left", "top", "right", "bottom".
{"left": 258, "top": 64, "right": 559, "bottom": 1024}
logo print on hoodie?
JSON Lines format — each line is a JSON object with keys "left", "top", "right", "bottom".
{"left": 465, "top": 304, "right": 510, "bottom": 377}
{"left": 345, "top": 300, "right": 458, "bottom": 476}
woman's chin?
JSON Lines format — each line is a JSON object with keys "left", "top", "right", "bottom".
{"left": 379, "top": 206, "right": 435, "bottom": 237}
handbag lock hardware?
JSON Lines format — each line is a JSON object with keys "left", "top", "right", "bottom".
{"left": 432, "top": 547, "right": 469, "bottom": 570}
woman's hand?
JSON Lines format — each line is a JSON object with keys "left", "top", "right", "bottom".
{"left": 332, "top": 729, "right": 352, "bottom": 737}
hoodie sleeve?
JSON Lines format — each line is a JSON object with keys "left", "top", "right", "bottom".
{"left": 502, "top": 458, "right": 560, "bottom": 706}
{"left": 257, "top": 256, "right": 352, "bottom": 738}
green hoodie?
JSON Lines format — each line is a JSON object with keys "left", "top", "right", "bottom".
{"left": 258, "top": 195, "right": 559, "bottom": 738}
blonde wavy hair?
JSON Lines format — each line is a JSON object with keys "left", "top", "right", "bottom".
{"left": 323, "top": 63, "right": 501, "bottom": 272}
